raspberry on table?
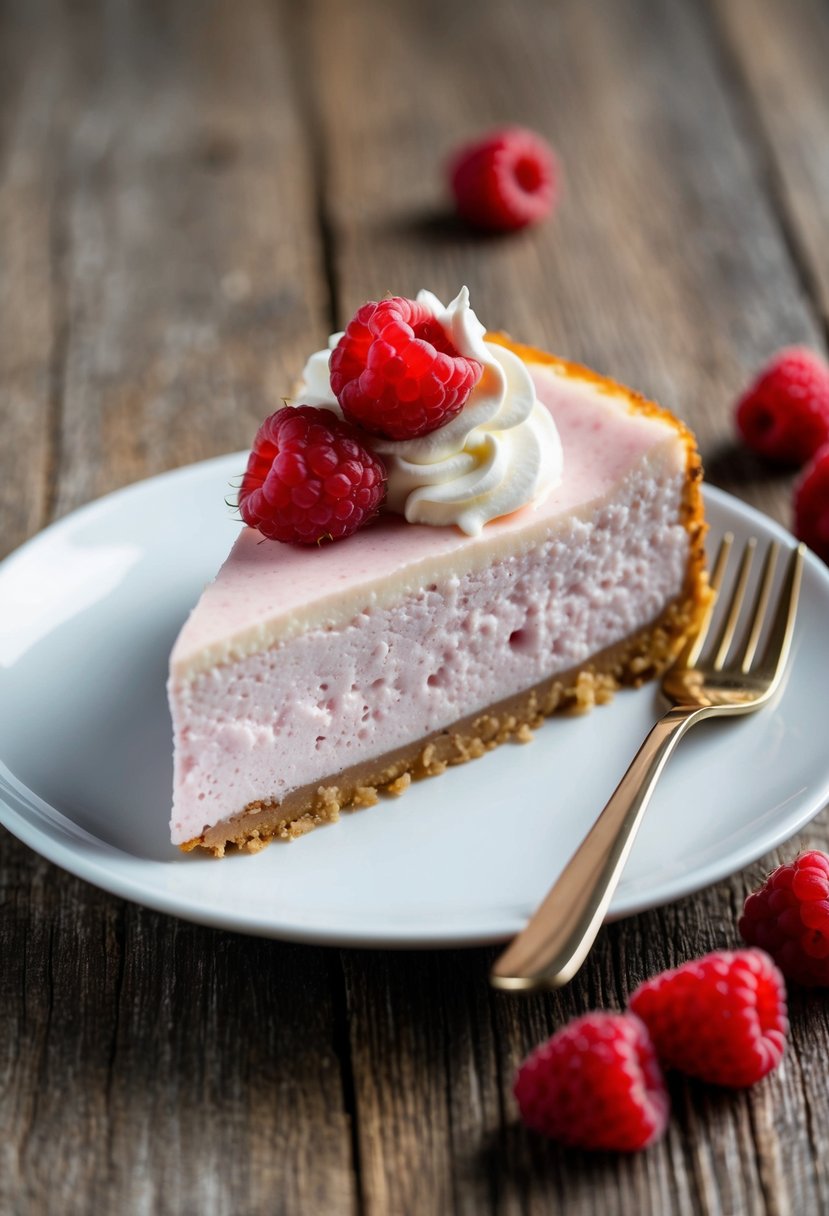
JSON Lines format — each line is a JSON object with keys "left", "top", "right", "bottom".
{"left": 513, "top": 1011, "right": 669, "bottom": 1152}
{"left": 448, "top": 126, "right": 558, "bottom": 232}
{"left": 628, "top": 949, "right": 788, "bottom": 1088}
{"left": 740, "top": 851, "right": 829, "bottom": 986}
{"left": 794, "top": 444, "right": 829, "bottom": 563}
{"left": 735, "top": 346, "right": 829, "bottom": 465}
{"left": 238, "top": 405, "right": 387, "bottom": 545}
{"left": 329, "top": 296, "right": 482, "bottom": 440}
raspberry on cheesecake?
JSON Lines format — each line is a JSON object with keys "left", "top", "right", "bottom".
{"left": 330, "top": 295, "right": 483, "bottom": 439}
{"left": 238, "top": 406, "right": 387, "bottom": 545}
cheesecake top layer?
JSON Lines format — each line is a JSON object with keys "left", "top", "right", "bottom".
{"left": 171, "top": 351, "right": 691, "bottom": 677}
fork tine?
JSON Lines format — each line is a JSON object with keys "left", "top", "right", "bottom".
{"left": 712, "top": 538, "right": 756, "bottom": 671}
{"left": 681, "top": 532, "right": 733, "bottom": 668}
{"left": 740, "top": 541, "right": 780, "bottom": 672}
{"left": 754, "top": 543, "right": 806, "bottom": 683}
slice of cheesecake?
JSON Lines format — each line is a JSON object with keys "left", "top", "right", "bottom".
{"left": 168, "top": 336, "right": 707, "bottom": 856}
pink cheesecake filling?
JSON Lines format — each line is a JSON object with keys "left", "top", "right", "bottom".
{"left": 169, "top": 365, "right": 693, "bottom": 843}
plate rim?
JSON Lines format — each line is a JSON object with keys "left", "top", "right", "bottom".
{"left": 1, "top": 463, "right": 828, "bottom": 948}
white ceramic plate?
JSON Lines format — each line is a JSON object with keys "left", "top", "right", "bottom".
{"left": 1, "top": 458, "right": 828, "bottom": 948}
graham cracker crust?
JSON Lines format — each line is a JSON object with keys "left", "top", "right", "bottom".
{"left": 183, "top": 588, "right": 708, "bottom": 858}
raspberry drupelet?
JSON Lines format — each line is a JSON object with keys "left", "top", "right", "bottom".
{"left": 238, "top": 406, "right": 387, "bottom": 545}
{"left": 330, "top": 296, "right": 482, "bottom": 441}
{"left": 513, "top": 1011, "right": 669, "bottom": 1152}
{"left": 740, "top": 850, "right": 829, "bottom": 986}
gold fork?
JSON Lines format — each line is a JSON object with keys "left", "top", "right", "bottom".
{"left": 490, "top": 534, "right": 806, "bottom": 993}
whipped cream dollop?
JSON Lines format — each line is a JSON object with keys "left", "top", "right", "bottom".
{"left": 298, "top": 287, "right": 563, "bottom": 535}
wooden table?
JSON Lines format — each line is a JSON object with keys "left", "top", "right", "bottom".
{"left": 3, "top": 1, "right": 829, "bottom": 1211}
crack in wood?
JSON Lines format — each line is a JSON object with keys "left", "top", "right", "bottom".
{"left": 43, "top": 136, "right": 70, "bottom": 528}
{"left": 102, "top": 903, "right": 126, "bottom": 1183}
{"left": 330, "top": 951, "right": 367, "bottom": 1216}
{"left": 282, "top": 0, "right": 341, "bottom": 335}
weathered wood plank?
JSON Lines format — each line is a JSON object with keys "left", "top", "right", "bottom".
{"left": 44, "top": 0, "right": 329, "bottom": 519}
{"left": 312, "top": 0, "right": 829, "bottom": 1210}
{"left": 0, "top": 2, "right": 61, "bottom": 558}
{"left": 339, "top": 949, "right": 504, "bottom": 1216}
{"left": 0, "top": 1, "right": 356, "bottom": 1213}
{"left": 710, "top": 0, "right": 829, "bottom": 337}
{"left": 1, "top": 834, "right": 357, "bottom": 1216}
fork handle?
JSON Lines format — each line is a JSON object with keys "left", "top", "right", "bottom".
{"left": 490, "top": 706, "right": 705, "bottom": 991}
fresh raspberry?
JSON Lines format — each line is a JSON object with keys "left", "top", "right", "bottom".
{"left": 735, "top": 347, "right": 829, "bottom": 465}
{"left": 629, "top": 949, "right": 788, "bottom": 1088}
{"left": 740, "top": 851, "right": 829, "bottom": 986}
{"left": 448, "top": 126, "right": 558, "bottom": 232}
{"left": 238, "top": 405, "right": 386, "bottom": 545}
{"left": 513, "top": 1012, "right": 669, "bottom": 1152}
{"left": 794, "top": 444, "right": 829, "bottom": 562}
{"left": 329, "top": 296, "right": 482, "bottom": 440}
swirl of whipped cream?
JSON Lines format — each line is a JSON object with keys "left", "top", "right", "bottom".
{"left": 296, "top": 287, "right": 563, "bottom": 536}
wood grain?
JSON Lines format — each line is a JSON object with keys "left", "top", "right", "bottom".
{"left": 2, "top": 0, "right": 829, "bottom": 1212}
{"left": 313, "top": 0, "right": 829, "bottom": 1211}
{"left": 0, "top": 1, "right": 355, "bottom": 1213}
{"left": 1, "top": 850, "right": 356, "bottom": 1215}
{"left": 711, "top": 0, "right": 829, "bottom": 338}
{"left": 0, "top": 0, "right": 61, "bottom": 555}
{"left": 41, "top": 0, "right": 328, "bottom": 522}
